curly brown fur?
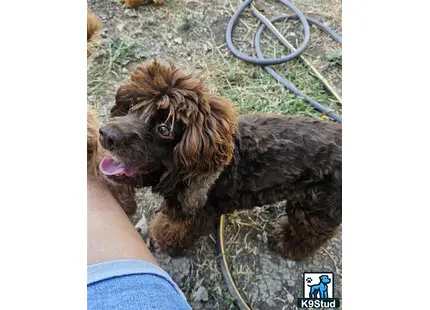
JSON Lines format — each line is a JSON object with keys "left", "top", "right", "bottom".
{"left": 87, "top": 9, "right": 102, "bottom": 58}
{"left": 86, "top": 11, "right": 137, "bottom": 217}
{"left": 98, "top": 60, "right": 342, "bottom": 260}
{"left": 124, "top": 0, "right": 164, "bottom": 8}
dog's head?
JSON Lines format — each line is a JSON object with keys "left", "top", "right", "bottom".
{"left": 319, "top": 275, "right": 331, "bottom": 284}
{"left": 98, "top": 60, "right": 238, "bottom": 193}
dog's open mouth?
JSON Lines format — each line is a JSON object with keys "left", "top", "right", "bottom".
{"left": 99, "top": 157, "right": 154, "bottom": 177}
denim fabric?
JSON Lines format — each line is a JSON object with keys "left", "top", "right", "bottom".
{"left": 88, "top": 260, "right": 191, "bottom": 310}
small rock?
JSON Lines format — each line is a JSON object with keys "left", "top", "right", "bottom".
{"left": 192, "top": 303, "right": 203, "bottom": 310}
{"left": 193, "top": 286, "right": 209, "bottom": 302}
{"left": 118, "top": 58, "right": 131, "bottom": 66}
{"left": 135, "top": 216, "right": 148, "bottom": 236}
{"left": 287, "top": 260, "right": 296, "bottom": 268}
{"left": 187, "top": 56, "right": 192, "bottom": 61}
{"left": 98, "top": 12, "right": 108, "bottom": 20}
{"left": 262, "top": 231, "right": 268, "bottom": 243}
{"left": 99, "top": 29, "right": 109, "bottom": 39}
{"left": 167, "top": 33, "right": 173, "bottom": 40}
{"left": 134, "top": 49, "right": 147, "bottom": 59}
{"left": 116, "top": 23, "right": 125, "bottom": 32}
{"left": 174, "top": 37, "right": 183, "bottom": 44}
{"left": 287, "top": 279, "right": 295, "bottom": 287}
{"left": 170, "top": 257, "right": 190, "bottom": 286}
{"left": 254, "top": 276, "right": 280, "bottom": 307}
{"left": 133, "top": 29, "right": 143, "bottom": 36}
{"left": 256, "top": 234, "right": 262, "bottom": 241}
{"left": 124, "top": 9, "right": 138, "bottom": 18}
{"left": 145, "top": 16, "right": 156, "bottom": 25}
{"left": 287, "top": 293, "right": 294, "bottom": 303}
{"left": 203, "top": 44, "right": 212, "bottom": 53}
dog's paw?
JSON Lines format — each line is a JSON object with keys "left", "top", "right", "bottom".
{"left": 148, "top": 236, "right": 186, "bottom": 257}
{"left": 268, "top": 215, "right": 313, "bottom": 261}
{"left": 268, "top": 238, "right": 311, "bottom": 261}
{"left": 149, "top": 212, "right": 194, "bottom": 256}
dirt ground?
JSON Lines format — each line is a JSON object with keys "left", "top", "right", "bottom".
{"left": 87, "top": 0, "right": 342, "bottom": 309}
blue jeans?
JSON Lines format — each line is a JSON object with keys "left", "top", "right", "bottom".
{"left": 88, "top": 260, "right": 192, "bottom": 310}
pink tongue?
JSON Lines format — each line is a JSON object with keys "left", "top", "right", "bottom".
{"left": 99, "top": 157, "right": 138, "bottom": 176}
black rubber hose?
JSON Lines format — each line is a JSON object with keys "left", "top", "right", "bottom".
{"left": 225, "top": 0, "right": 342, "bottom": 123}
{"left": 226, "top": 0, "right": 311, "bottom": 65}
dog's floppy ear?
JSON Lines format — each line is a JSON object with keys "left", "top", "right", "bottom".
{"left": 174, "top": 93, "right": 237, "bottom": 179}
{"left": 111, "top": 86, "right": 137, "bottom": 117}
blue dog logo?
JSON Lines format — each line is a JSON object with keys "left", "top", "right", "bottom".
{"left": 298, "top": 272, "right": 340, "bottom": 308}
{"left": 307, "top": 275, "right": 331, "bottom": 299}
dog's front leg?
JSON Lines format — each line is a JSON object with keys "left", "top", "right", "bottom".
{"left": 150, "top": 202, "right": 216, "bottom": 256}
{"left": 177, "top": 172, "right": 221, "bottom": 215}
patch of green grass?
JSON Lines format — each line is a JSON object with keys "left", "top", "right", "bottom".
{"left": 207, "top": 57, "right": 341, "bottom": 119}
{"left": 327, "top": 50, "right": 342, "bottom": 67}
{"left": 87, "top": 37, "right": 140, "bottom": 96}
{"left": 205, "top": 25, "right": 342, "bottom": 119}
{"left": 178, "top": 13, "right": 194, "bottom": 31}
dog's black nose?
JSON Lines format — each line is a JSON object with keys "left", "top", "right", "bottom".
{"left": 99, "top": 126, "right": 121, "bottom": 151}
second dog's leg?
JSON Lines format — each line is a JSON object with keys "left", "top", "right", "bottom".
{"left": 269, "top": 199, "right": 341, "bottom": 260}
{"left": 150, "top": 206, "right": 216, "bottom": 256}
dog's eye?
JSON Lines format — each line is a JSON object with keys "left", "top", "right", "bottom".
{"left": 158, "top": 125, "right": 171, "bottom": 137}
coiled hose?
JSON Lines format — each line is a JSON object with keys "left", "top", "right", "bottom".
{"left": 225, "top": 0, "right": 342, "bottom": 122}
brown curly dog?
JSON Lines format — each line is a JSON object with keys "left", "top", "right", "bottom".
{"left": 97, "top": 60, "right": 342, "bottom": 260}
{"left": 87, "top": 10, "right": 137, "bottom": 217}
{"left": 124, "top": 0, "right": 164, "bottom": 9}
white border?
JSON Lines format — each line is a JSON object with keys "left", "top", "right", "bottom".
{"left": 0, "top": 1, "right": 86, "bottom": 309}
{"left": 0, "top": 0, "right": 429, "bottom": 309}
{"left": 344, "top": 0, "right": 430, "bottom": 309}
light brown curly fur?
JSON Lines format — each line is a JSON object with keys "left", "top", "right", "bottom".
{"left": 87, "top": 10, "right": 137, "bottom": 217}
{"left": 87, "top": 9, "right": 102, "bottom": 58}
{"left": 124, "top": 0, "right": 164, "bottom": 9}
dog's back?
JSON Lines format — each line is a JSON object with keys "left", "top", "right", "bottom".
{"left": 220, "top": 113, "right": 342, "bottom": 259}
{"left": 236, "top": 114, "right": 341, "bottom": 193}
